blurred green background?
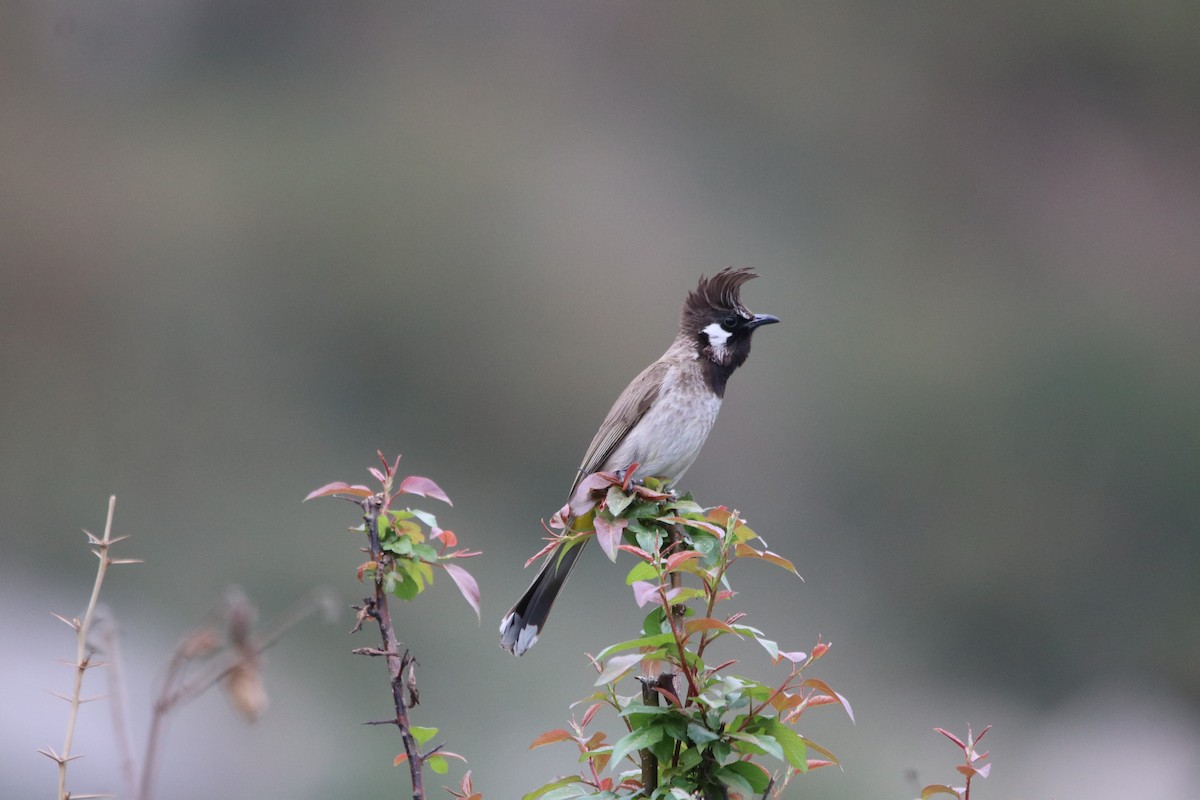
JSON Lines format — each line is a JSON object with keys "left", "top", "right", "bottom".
{"left": 4, "top": 3, "right": 1198, "bottom": 798}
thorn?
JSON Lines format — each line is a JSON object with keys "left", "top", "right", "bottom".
{"left": 363, "top": 719, "right": 400, "bottom": 726}
{"left": 50, "top": 612, "right": 82, "bottom": 630}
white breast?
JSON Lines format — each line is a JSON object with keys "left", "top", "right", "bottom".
{"left": 602, "top": 363, "right": 722, "bottom": 487}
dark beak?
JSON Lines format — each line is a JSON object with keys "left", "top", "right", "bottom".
{"left": 748, "top": 313, "right": 780, "bottom": 329}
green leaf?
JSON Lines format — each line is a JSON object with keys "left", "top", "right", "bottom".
{"left": 921, "top": 785, "right": 962, "bottom": 799}
{"left": 384, "top": 537, "right": 414, "bottom": 556}
{"left": 408, "top": 508, "right": 438, "bottom": 528}
{"left": 605, "top": 485, "right": 634, "bottom": 516}
{"left": 411, "top": 542, "right": 440, "bottom": 563}
{"left": 625, "top": 561, "right": 659, "bottom": 585}
{"left": 595, "top": 632, "right": 677, "bottom": 661}
{"left": 719, "top": 761, "right": 771, "bottom": 793}
{"left": 609, "top": 725, "right": 664, "bottom": 770}
{"left": 390, "top": 569, "right": 421, "bottom": 600}
{"left": 667, "top": 498, "right": 705, "bottom": 516}
{"left": 713, "top": 766, "right": 754, "bottom": 797}
{"left": 686, "top": 722, "right": 719, "bottom": 745}
{"left": 426, "top": 754, "right": 448, "bottom": 774}
{"left": 728, "top": 731, "right": 783, "bottom": 761}
{"left": 676, "top": 746, "right": 702, "bottom": 772}
{"left": 755, "top": 636, "right": 780, "bottom": 659}
{"left": 764, "top": 720, "right": 808, "bottom": 771}
{"left": 521, "top": 776, "right": 587, "bottom": 800}
{"left": 410, "top": 725, "right": 438, "bottom": 745}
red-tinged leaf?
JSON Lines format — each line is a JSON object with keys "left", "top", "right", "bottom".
{"left": 652, "top": 684, "right": 682, "bottom": 707}
{"left": 706, "top": 505, "right": 734, "bottom": 527}
{"left": 594, "top": 515, "right": 628, "bottom": 562}
{"left": 660, "top": 516, "right": 725, "bottom": 538}
{"left": 806, "top": 759, "right": 837, "bottom": 770}
{"left": 529, "top": 729, "right": 574, "bottom": 749}
{"left": 369, "top": 467, "right": 386, "bottom": 483}
{"left": 775, "top": 650, "right": 807, "bottom": 664}
{"left": 397, "top": 475, "right": 452, "bottom": 505}
{"left": 920, "top": 784, "right": 962, "bottom": 799}
{"left": 569, "top": 472, "right": 620, "bottom": 514}
{"left": 631, "top": 580, "right": 660, "bottom": 608}
{"left": 580, "top": 702, "right": 603, "bottom": 728}
{"left": 436, "top": 751, "right": 468, "bottom": 764}
{"left": 630, "top": 483, "right": 671, "bottom": 501}
{"left": 548, "top": 503, "right": 571, "bottom": 530}
{"left": 525, "top": 542, "right": 558, "bottom": 568}
{"left": 617, "top": 544, "right": 653, "bottom": 561}
{"left": 797, "top": 736, "right": 840, "bottom": 767}
{"left": 803, "top": 679, "right": 854, "bottom": 722}
{"left": 759, "top": 549, "right": 800, "bottom": 576}
{"left": 441, "top": 563, "right": 481, "bottom": 620}
{"left": 973, "top": 724, "right": 993, "bottom": 746}
{"left": 734, "top": 543, "right": 801, "bottom": 576}
{"left": 432, "top": 528, "right": 457, "bottom": 546}
{"left": 957, "top": 765, "right": 982, "bottom": 778}
{"left": 811, "top": 640, "right": 830, "bottom": 659}
{"left": 975, "top": 762, "right": 992, "bottom": 779}
{"left": 304, "top": 482, "right": 373, "bottom": 501}
{"left": 393, "top": 753, "right": 408, "bottom": 766}
{"left": 935, "top": 728, "right": 967, "bottom": 750}
{"left": 684, "top": 617, "right": 738, "bottom": 636}
{"left": 665, "top": 550, "right": 701, "bottom": 573}
{"left": 771, "top": 692, "right": 804, "bottom": 713}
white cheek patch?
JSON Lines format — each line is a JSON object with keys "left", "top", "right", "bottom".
{"left": 702, "top": 321, "right": 731, "bottom": 361}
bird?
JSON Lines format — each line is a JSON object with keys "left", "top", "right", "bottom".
{"left": 499, "top": 267, "right": 778, "bottom": 656}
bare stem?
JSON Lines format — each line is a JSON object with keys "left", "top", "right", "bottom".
{"left": 53, "top": 495, "right": 119, "bottom": 800}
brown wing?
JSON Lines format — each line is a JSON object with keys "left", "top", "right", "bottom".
{"left": 568, "top": 358, "right": 668, "bottom": 497}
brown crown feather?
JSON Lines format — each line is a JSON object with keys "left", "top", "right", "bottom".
{"left": 680, "top": 267, "right": 758, "bottom": 332}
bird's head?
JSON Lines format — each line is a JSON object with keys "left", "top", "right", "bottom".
{"left": 681, "top": 267, "right": 779, "bottom": 370}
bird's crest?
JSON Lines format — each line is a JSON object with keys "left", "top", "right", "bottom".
{"left": 681, "top": 267, "right": 757, "bottom": 330}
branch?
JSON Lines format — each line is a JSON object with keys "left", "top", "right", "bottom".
{"left": 361, "top": 494, "right": 426, "bottom": 800}
{"left": 42, "top": 495, "right": 127, "bottom": 800}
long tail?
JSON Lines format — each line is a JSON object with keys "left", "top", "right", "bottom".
{"left": 499, "top": 539, "right": 588, "bottom": 656}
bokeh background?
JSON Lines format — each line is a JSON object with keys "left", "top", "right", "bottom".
{"left": 4, "top": 3, "right": 1199, "bottom": 798}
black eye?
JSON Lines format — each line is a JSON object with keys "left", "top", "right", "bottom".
{"left": 720, "top": 314, "right": 740, "bottom": 331}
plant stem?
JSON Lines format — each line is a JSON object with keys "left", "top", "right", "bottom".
{"left": 363, "top": 495, "right": 425, "bottom": 800}
{"left": 56, "top": 495, "right": 117, "bottom": 800}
